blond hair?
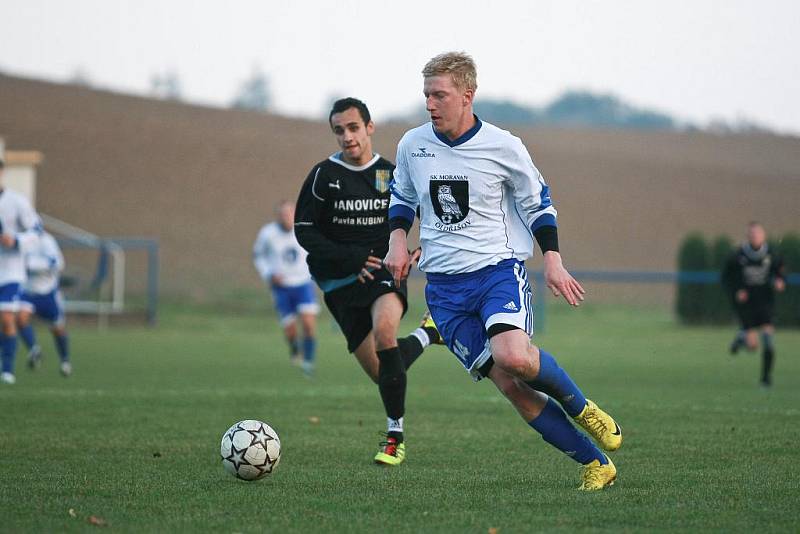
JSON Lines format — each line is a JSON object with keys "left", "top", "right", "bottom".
{"left": 422, "top": 52, "right": 477, "bottom": 92}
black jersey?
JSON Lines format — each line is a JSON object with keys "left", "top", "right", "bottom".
{"left": 295, "top": 154, "right": 395, "bottom": 283}
{"left": 722, "top": 244, "right": 785, "bottom": 304}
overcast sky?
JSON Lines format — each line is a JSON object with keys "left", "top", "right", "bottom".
{"left": 2, "top": 0, "right": 799, "bottom": 133}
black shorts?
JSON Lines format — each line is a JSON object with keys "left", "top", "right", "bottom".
{"left": 735, "top": 299, "right": 774, "bottom": 329}
{"left": 323, "top": 268, "right": 408, "bottom": 353}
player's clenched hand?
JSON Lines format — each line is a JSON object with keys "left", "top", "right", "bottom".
{"left": 774, "top": 278, "right": 786, "bottom": 292}
{"left": 736, "top": 289, "right": 748, "bottom": 303}
{"left": 0, "top": 234, "right": 15, "bottom": 249}
{"left": 409, "top": 247, "right": 422, "bottom": 264}
{"left": 384, "top": 230, "right": 411, "bottom": 287}
{"left": 357, "top": 255, "right": 383, "bottom": 284}
{"left": 543, "top": 251, "right": 585, "bottom": 307}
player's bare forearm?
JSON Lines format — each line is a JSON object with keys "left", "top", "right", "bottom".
{"left": 543, "top": 251, "right": 586, "bottom": 307}
{"left": 384, "top": 229, "right": 411, "bottom": 286}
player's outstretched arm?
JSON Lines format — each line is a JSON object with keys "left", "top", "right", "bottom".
{"left": 543, "top": 251, "right": 585, "bottom": 307}
{"left": 384, "top": 229, "right": 412, "bottom": 287}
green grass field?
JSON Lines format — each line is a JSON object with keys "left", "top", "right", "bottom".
{"left": 1, "top": 299, "right": 798, "bottom": 533}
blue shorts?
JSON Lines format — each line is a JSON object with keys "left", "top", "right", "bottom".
{"left": 0, "top": 283, "right": 21, "bottom": 312}
{"left": 272, "top": 282, "right": 319, "bottom": 326}
{"left": 20, "top": 290, "right": 66, "bottom": 326}
{"left": 425, "top": 259, "right": 533, "bottom": 381}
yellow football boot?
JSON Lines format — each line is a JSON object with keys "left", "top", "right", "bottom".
{"left": 578, "top": 455, "right": 617, "bottom": 491}
{"left": 420, "top": 311, "right": 445, "bottom": 345}
{"left": 374, "top": 437, "right": 406, "bottom": 466}
{"left": 573, "top": 399, "right": 622, "bottom": 451}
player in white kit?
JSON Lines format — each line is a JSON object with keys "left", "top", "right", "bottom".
{"left": 253, "top": 200, "right": 319, "bottom": 375}
{"left": 0, "top": 155, "right": 43, "bottom": 384}
{"left": 18, "top": 231, "right": 72, "bottom": 377}
{"left": 384, "top": 52, "right": 622, "bottom": 490}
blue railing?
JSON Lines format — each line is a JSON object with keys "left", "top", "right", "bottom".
{"left": 57, "top": 237, "right": 159, "bottom": 325}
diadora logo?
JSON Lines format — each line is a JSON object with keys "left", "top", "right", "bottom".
{"left": 411, "top": 147, "right": 436, "bottom": 158}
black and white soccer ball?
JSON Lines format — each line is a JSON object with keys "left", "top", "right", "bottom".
{"left": 220, "top": 420, "right": 281, "bottom": 480}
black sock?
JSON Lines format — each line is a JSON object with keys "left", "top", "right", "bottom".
{"left": 377, "top": 347, "right": 407, "bottom": 442}
{"left": 397, "top": 335, "right": 424, "bottom": 370}
{"left": 761, "top": 348, "right": 774, "bottom": 385}
{"left": 288, "top": 338, "right": 299, "bottom": 357}
{"left": 731, "top": 331, "right": 746, "bottom": 350}
{"left": 423, "top": 325, "right": 441, "bottom": 345}
{"left": 387, "top": 430, "right": 403, "bottom": 442}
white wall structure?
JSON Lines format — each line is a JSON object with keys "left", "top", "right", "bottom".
{"left": 1, "top": 139, "right": 43, "bottom": 206}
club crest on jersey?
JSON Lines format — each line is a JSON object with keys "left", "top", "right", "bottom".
{"left": 430, "top": 180, "right": 469, "bottom": 225}
{"left": 374, "top": 169, "right": 391, "bottom": 193}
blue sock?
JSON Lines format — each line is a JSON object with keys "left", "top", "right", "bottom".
{"left": 1, "top": 334, "right": 18, "bottom": 374}
{"left": 19, "top": 324, "right": 36, "bottom": 349}
{"left": 526, "top": 349, "right": 587, "bottom": 417}
{"left": 529, "top": 398, "right": 605, "bottom": 465}
{"left": 303, "top": 337, "right": 316, "bottom": 364}
{"left": 54, "top": 333, "right": 69, "bottom": 362}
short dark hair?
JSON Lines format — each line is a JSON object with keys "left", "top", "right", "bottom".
{"left": 329, "top": 97, "right": 371, "bottom": 127}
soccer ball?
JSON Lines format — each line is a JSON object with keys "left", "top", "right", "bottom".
{"left": 220, "top": 420, "right": 281, "bottom": 480}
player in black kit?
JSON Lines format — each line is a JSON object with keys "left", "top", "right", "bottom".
{"left": 294, "top": 98, "right": 440, "bottom": 465}
{"left": 722, "top": 222, "right": 786, "bottom": 387}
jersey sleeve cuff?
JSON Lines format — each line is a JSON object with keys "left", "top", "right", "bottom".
{"left": 530, "top": 213, "right": 557, "bottom": 233}
{"left": 389, "top": 205, "right": 415, "bottom": 234}
{"left": 389, "top": 217, "right": 413, "bottom": 234}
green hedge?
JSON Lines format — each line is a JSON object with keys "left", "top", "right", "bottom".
{"left": 676, "top": 232, "right": 799, "bottom": 327}
{"left": 776, "top": 233, "right": 800, "bottom": 327}
{"left": 676, "top": 233, "right": 708, "bottom": 324}
{"left": 707, "top": 235, "right": 734, "bottom": 324}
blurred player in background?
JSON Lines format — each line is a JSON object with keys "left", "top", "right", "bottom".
{"left": 385, "top": 52, "right": 621, "bottom": 490}
{"left": 295, "top": 97, "right": 441, "bottom": 466}
{"left": 723, "top": 222, "right": 785, "bottom": 387}
{"left": 253, "top": 200, "right": 319, "bottom": 376}
{"left": 18, "top": 230, "right": 72, "bottom": 377}
{"left": 0, "top": 155, "right": 43, "bottom": 385}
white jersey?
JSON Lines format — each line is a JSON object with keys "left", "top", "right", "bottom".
{"left": 0, "top": 188, "right": 42, "bottom": 286}
{"left": 390, "top": 119, "right": 557, "bottom": 274}
{"left": 23, "top": 232, "right": 64, "bottom": 295}
{"left": 252, "top": 222, "right": 312, "bottom": 287}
